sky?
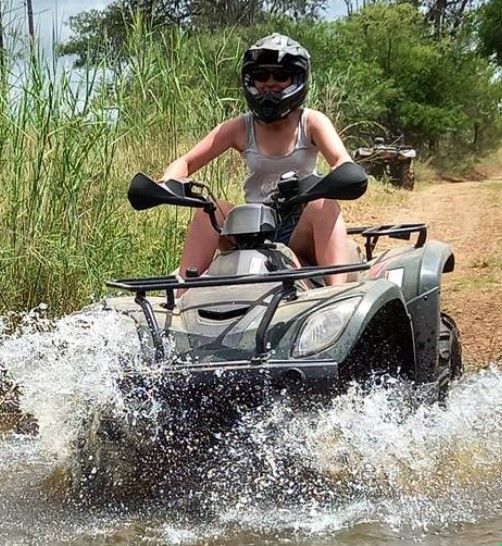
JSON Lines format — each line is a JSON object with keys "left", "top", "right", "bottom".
{"left": 5, "top": 1, "right": 112, "bottom": 49}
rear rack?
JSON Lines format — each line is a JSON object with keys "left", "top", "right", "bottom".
{"left": 106, "top": 262, "right": 370, "bottom": 363}
{"left": 348, "top": 223, "right": 427, "bottom": 260}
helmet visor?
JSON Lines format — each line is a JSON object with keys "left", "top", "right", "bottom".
{"left": 250, "top": 67, "right": 293, "bottom": 83}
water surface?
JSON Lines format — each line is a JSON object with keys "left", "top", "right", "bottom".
{"left": 1, "top": 309, "right": 501, "bottom": 545}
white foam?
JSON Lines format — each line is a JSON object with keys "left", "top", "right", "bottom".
{"left": 0, "top": 306, "right": 143, "bottom": 459}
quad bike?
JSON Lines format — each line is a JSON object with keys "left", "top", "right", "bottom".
{"left": 106, "top": 162, "right": 461, "bottom": 403}
{"left": 71, "top": 162, "right": 462, "bottom": 497}
{"left": 353, "top": 135, "right": 417, "bottom": 190}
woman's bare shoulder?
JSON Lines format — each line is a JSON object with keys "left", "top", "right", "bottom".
{"left": 305, "top": 108, "right": 333, "bottom": 126}
{"left": 303, "top": 108, "right": 329, "bottom": 145}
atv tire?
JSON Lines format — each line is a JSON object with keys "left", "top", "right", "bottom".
{"left": 368, "top": 162, "right": 385, "bottom": 180}
{"left": 438, "top": 312, "right": 463, "bottom": 403}
{"left": 398, "top": 162, "right": 415, "bottom": 191}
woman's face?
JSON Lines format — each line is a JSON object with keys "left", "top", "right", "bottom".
{"left": 252, "top": 67, "right": 292, "bottom": 93}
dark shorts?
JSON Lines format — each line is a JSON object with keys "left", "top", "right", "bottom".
{"left": 273, "top": 209, "right": 303, "bottom": 246}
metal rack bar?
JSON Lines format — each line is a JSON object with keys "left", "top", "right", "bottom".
{"left": 106, "top": 262, "right": 370, "bottom": 293}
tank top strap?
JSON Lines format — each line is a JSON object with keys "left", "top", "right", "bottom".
{"left": 243, "top": 112, "right": 256, "bottom": 151}
{"left": 297, "top": 108, "right": 312, "bottom": 149}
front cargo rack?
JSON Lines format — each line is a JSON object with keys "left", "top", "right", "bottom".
{"left": 106, "top": 262, "right": 370, "bottom": 363}
{"left": 107, "top": 262, "right": 370, "bottom": 293}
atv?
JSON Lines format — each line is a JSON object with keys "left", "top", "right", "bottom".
{"left": 353, "top": 135, "right": 417, "bottom": 190}
{"left": 106, "top": 162, "right": 461, "bottom": 402}
{"left": 71, "top": 162, "right": 462, "bottom": 498}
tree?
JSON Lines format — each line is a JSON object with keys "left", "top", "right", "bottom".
{"left": 321, "top": 2, "right": 501, "bottom": 152}
{"left": 422, "top": 0, "right": 476, "bottom": 35}
{"left": 339, "top": 0, "right": 477, "bottom": 35}
{"left": 191, "top": 0, "right": 326, "bottom": 28}
{"left": 477, "top": 0, "right": 502, "bottom": 65}
{"left": 57, "top": 1, "right": 193, "bottom": 66}
{"left": 58, "top": 5, "right": 132, "bottom": 67}
{"left": 58, "top": 0, "right": 327, "bottom": 66}
{"left": 339, "top": 0, "right": 379, "bottom": 18}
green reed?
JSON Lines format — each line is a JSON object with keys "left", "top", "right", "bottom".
{"left": 0, "top": 26, "right": 246, "bottom": 314}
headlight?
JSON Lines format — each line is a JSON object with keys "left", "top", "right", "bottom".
{"left": 293, "top": 297, "right": 361, "bottom": 358}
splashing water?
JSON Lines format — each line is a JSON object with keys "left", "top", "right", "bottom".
{"left": 0, "top": 306, "right": 501, "bottom": 545}
{"left": 0, "top": 306, "right": 147, "bottom": 459}
{"left": 189, "top": 370, "right": 502, "bottom": 541}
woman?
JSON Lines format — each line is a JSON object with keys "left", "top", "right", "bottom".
{"left": 159, "top": 33, "right": 353, "bottom": 286}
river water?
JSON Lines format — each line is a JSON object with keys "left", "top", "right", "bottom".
{"left": 0, "top": 308, "right": 501, "bottom": 545}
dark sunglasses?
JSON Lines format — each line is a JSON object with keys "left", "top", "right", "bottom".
{"left": 251, "top": 69, "right": 293, "bottom": 83}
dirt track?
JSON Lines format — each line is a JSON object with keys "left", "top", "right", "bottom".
{"left": 388, "top": 177, "right": 502, "bottom": 370}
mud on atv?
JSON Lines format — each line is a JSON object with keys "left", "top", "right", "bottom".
{"left": 353, "top": 135, "right": 417, "bottom": 190}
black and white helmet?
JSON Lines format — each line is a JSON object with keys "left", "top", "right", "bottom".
{"left": 241, "top": 33, "right": 311, "bottom": 123}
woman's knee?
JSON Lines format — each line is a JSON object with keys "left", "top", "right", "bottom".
{"left": 215, "top": 199, "right": 235, "bottom": 224}
{"left": 304, "top": 199, "right": 342, "bottom": 226}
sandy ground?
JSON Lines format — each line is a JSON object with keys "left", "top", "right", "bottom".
{"left": 387, "top": 177, "right": 502, "bottom": 371}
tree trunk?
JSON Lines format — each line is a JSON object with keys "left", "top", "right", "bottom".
{"left": 473, "top": 121, "right": 479, "bottom": 147}
{"left": 0, "top": 1, "right": 4, "bottom": 70}
{"left": 427, "top": 0, "right": 447, "bottom": 35}
{"left": 25, "top": 0, "right": 34, "bottom": 41}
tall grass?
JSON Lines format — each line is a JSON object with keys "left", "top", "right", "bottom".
{"left": 0, "top": 52, "right": 123, "bottom": 312}
{"left": 0, "top": 24, "right": 407, "bottom": 315}
{"left": 0, "top": 26, "right": 244, "bottom": 314}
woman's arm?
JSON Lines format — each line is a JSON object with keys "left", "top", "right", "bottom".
{"left": 159, "top": 117, "right": 244, "bottom": 181}
{"left": 308, "top": 110, "right": 352, "bottom": 169}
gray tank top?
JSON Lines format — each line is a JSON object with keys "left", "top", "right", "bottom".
{"left": 241, "top": 108, "right": 319, "bottom": 203}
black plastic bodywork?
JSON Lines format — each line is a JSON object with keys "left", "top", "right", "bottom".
{"left": 276, "top": 162, "right": 368, "bottom": 205}
{"left": 128, "top": 173, "right": 209, "bottom": 210}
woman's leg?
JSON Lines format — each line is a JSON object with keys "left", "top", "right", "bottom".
{"left": 177, "top": 198, "right": 234, "bottom": 281}
{"left": 288, "top": 199, "right": 348, "bottom": 285}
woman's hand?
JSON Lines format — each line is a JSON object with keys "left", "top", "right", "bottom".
{"left": 158, "top": 158, "right": 190, "bottom": 183}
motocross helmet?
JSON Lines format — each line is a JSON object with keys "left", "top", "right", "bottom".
{"left": 241, "top": 33, "right": 310, "bottom": 124}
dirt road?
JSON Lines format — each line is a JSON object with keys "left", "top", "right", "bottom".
{"left": 387, "top": 177, "right": 501, "bottom": 370}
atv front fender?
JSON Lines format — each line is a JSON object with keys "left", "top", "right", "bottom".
{"left": 311, "top": 279, "right": 415, "bottom": 379}
{"left": 407, "top": 240, "right": 454, "bottom": 383}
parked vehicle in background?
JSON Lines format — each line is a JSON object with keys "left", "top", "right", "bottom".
{"left": 353, "top": 135, "right": 417, "bottom": 190}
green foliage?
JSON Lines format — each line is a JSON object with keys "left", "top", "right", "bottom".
{"left": 59, "top": 0, "right": 327, "bottom": 67}
{"left": 56, "top": 5, "right": 132, "bottom": 67}
{"left": 477, "top": 0, "right": 502, "bottom": 65}
{"left": 58, "top": 1, "right": 501, "bottom": 153}
{"left": 191, "top": 0, "right": 326, "bottom": 29}
{"left": 319, "top": 4, "right": 501, "bottom": 153}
